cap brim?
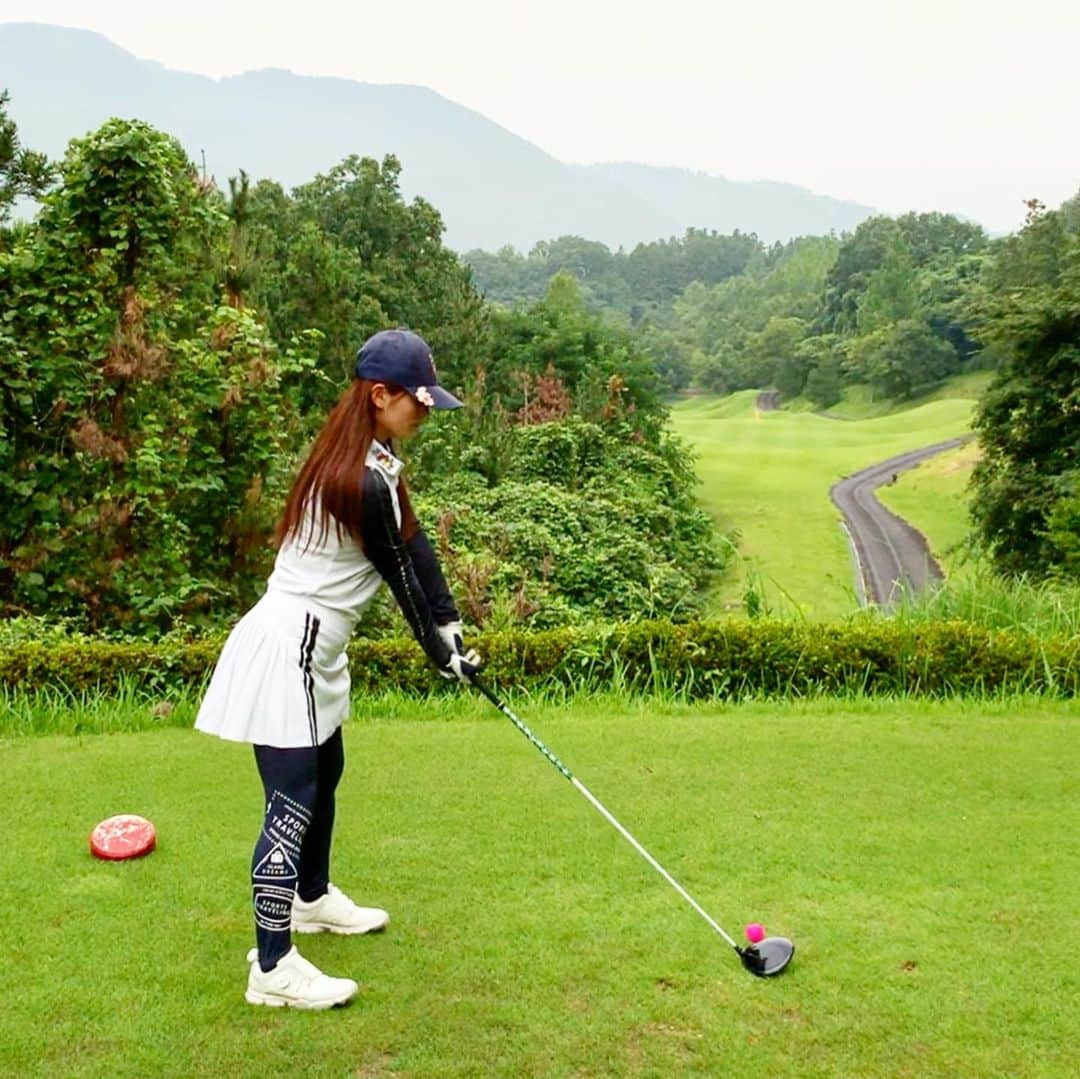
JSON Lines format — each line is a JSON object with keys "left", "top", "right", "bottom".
{"left": 420, "top": 385, "right": 464, "bottom": 410}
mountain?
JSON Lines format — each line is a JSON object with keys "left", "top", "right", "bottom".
{"left": 577, "top": 163, "right": 874, "bottom": 243}
{"left": 0, "top": 22, "right": 877, "bottom": 252}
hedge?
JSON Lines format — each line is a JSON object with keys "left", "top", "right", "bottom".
{"left": 1, "top": 619, "right": 1077, "bottom": 698}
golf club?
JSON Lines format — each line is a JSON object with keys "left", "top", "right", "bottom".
{"left": 471, "top": 675, "right": 794, "bottom": 978}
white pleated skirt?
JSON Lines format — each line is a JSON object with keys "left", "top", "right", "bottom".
{"left": 195, "top": 591, "right": 353, "bottom": 748}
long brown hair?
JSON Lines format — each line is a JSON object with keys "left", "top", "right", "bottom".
{"left": 275, "top": 379, "right": 419, "bottom": 551}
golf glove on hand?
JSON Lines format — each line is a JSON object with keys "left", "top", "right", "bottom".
{"left": 437, "top": 621, "right": 483, "bottom": 680}
{"left": 440, "top": 648, "right": 482, "bottom": 686}
{"left": 437, "top": 621, "right": 465, "bottom": 656}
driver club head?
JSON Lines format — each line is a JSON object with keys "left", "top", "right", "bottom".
{"left": 739, "top": 936, "right": 795, "bottom": 977}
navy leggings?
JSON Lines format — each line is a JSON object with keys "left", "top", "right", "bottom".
{"left": 251, "top": 727, "right": 345, "bottom": 971}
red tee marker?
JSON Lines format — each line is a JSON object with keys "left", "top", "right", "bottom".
{"left": 89, "top": 814, "right": 157, "bottom": 860}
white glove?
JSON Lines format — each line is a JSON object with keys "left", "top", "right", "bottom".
{"left": 438, "top": 622, "right": 483, "bottom": 666}
{"left": 437, "top": 621, "right": 465, "bottom": 655}
{"left": 439, "top": 647, "right": 482, "bottom": 686}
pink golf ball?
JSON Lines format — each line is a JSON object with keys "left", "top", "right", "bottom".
{"left": 745, "top": 922, "right": 766, "bottom": 944}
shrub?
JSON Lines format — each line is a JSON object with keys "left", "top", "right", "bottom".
{"left": 2, "top": 619, "right": 1074, "bottom": 699}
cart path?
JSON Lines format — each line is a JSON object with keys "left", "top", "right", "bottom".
{"left": 830, "top": 437, "right": 972, "bottom": 606}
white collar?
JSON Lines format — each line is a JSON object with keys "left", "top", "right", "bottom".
{"left": 367, "top": 439, "right": 403, "bottom": 479}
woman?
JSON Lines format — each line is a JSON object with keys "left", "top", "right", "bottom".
{"left": 195, "top": 328, "right": 480, "bottom": 1009}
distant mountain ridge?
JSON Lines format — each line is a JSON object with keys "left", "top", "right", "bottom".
{"left": 0, "top": 22, "right": 878, "bottom": 252}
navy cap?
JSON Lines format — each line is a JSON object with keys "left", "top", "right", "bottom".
{"left": 354, "top": 329, "right": 463, "bottom": 410}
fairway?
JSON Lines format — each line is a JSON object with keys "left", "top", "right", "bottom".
{"left": 670, "top": 392, "right": 976, "bottom": 618}
{"left": 2, "top": 696, "right": 1077, "bottom": 1077}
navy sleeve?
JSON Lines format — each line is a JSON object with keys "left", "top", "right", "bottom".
{"left": 361, "top": 469, "right": 452, "bottom": 669}
{"left": 406, "top": 528, "right": 460, "bottom": 625}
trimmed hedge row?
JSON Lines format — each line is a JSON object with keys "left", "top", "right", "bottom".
{"left": 1, "top": 619, "right": 1077, "bottom": 698}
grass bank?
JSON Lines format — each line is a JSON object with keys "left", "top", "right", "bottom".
{"left": 809, "top": 371, "right": 994, "bottom": 421}
{"left": 1, "top": 695, "right": 1076, "bottom": 1077}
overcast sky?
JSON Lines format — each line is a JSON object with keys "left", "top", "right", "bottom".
{"left": 5, "top": 1, "right": 1079, "bottom": 233}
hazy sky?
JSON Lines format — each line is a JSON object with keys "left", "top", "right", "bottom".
{"left": 5, "top": 1, "right": 1079, "bottom": 233}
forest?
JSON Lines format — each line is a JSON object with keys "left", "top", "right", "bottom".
{"left": 468, "top": 198, "right": 1079, "bottom": 583}
{"left": 1, "top": 92, "right": 1077, "bottom": 637}
{"left": 0, "top": 103, "right": 717, "bottom": 635}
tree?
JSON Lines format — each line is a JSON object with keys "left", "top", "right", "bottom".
{"left": 744, "top": 316, "right": 807, "bottom": 389}
{"left": 820, "top": 216, "right": 903, "bottom": 334}
{"left": 856, "top": 237, "right": 918, "bottom": 332}
{"left": 803, "top": 354, "right": 844, "bottom": 408}
{"left": 0, "top": 119, "right": 312, "bottom": 630}
{"left": 692, "top": 343, "right": 741, "bottom": 394}
{"left": 465, "top": 228, "right": 762, "bottom": 320}
{"left": 969, "top": 197, "right": 1080, "bottom": 577}
{"left": 252, "top": 155, "right": 487, "bottom": 409}
{"left": 853, "top": 320, "right": 956, "bottom": 399}
{"left": 222, "top": 170, "right": 261, "bottom": 308}
{"left": 530, "top": 235, "right": 614, "bottom": 282}
{"left": 919, "top": 252, "right": 988, "bottom": 367}
{"left": 796, "top": 334, "right": 844, "bottom": 407}
{"left": 893, "top": 211, "right": 986, "bottom": 265}
{"left": 0, "top": 90, "right": 53, "bottom": 235}
{"left": 820, "top": 213, "right": 985, "bottom": 338}
{"left": 773, "top": 337, "right": 815, "bottom": 398}
{"left": 636, "top": 320, "right": 694, "bottom": 392}
{"left": 440, "top": 271, "right": 666, "bottom": 452}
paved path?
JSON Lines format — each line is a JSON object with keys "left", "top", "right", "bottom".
{"left": 830, "top": 437, "right": 971, "bottom": 606}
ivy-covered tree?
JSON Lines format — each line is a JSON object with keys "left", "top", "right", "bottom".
{"left": 407, "top": 417, "right": 726, "bottom": 629}
{"left": 0, "top": 119, "right": 313, "bottom": 630}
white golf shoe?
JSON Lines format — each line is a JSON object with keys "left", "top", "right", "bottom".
{"left": 292, "top": 883, "right": 390, "bottom": 935}
{"left": 245, "top": 946, "right": 358, "bottom": 1010}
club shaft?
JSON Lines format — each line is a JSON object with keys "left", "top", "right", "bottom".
{"left": 473, "top": 678, "right": 740, "bottom": 952}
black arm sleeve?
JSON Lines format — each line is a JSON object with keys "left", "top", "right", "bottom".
{"left": 361, "top": 469, "right": 452, "bottom": 669}
{"left": 406, "top": 528, "right": 460, "bottom": 625}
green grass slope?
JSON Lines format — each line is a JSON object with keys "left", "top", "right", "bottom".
{"left": 671, "top": 394, "right": 975, "bottom": 618}
{"left": 1, "top": 696, "right": 1076, "bottom": 1077}
{"left": 809, "top": 371, "right": 993, "bottom": 421}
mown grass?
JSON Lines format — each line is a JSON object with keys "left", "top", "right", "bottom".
{"left": 1, "top": 693, "right": 1076, "bottom": 1078}
{"left": 670, "top": 393, "right": 975, "bottom": 618}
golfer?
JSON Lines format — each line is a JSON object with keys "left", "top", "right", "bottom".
{"left": 195, "top": 328, "right": 480, "bottom": 1009}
